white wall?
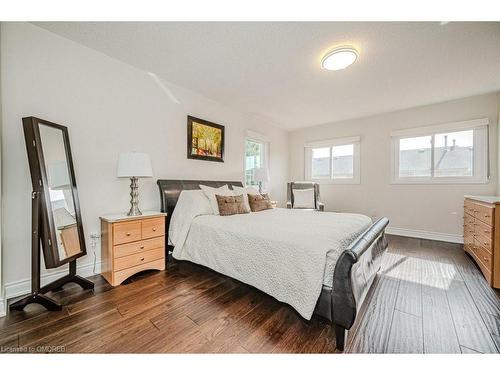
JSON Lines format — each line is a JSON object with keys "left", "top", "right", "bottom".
{"left": 289, "top": 93, "right": 499, "bottom": 241}
{"left": 0, "top": 23, "right": 288, "bottom": 297}
{"left": 0, "top": 23, "right": 4, "bottom": 316}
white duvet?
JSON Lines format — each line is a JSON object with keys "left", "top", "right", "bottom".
{"left": 170, "top": 191, "right": 371, "bottom": 319}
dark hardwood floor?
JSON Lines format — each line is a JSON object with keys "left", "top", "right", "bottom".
{"left": 1, "top": 235, "right": 500, "bottom": 353}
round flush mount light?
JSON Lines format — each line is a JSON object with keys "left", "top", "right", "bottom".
{"left": 321, "top": 47, "right": 358, "bottom": 71}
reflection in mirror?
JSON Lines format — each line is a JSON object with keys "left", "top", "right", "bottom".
{"left": 39, "top": 125, "right": 81, "bottom": 261}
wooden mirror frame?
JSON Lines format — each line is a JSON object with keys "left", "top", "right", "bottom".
{"left": 23, "top": 117, "right": 87, "bottom": 268}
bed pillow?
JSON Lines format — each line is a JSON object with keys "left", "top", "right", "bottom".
{"left": 216, "top": 194, "right": 250, "bottom": 216}
{"left": 232, "top": 185, "right": 260, "bottom": 212}
{"left": 168, "top": 190, "right": 213, "bottom": 246}
{"left": 199, "top": 184, "right": 233, "bottom": 215}
{"left": 248, "top": 193, "right": 273, "bottom": 212}
{"left": 292, "top": 188, "right": 315, "bottom": 209}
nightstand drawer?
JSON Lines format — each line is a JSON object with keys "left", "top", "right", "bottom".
{"left": 113, "top": 259, "right": 165, "bottom": 286}
{"left": 114, "top": 236, "right": 164, "bottom": 259}
{"left": 113, "top": 221, "right": 141, "bottom": 245}
{"left": 142, "top": 217, "right": 165, "bottom": 239}
{"left": 114, "top": 247, "right": 164, "bottom": 271}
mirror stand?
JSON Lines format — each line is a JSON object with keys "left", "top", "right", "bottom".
{"left": 10, "top": 191, "right": 94, "bottom": 312}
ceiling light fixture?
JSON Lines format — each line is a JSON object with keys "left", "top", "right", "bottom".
{"left": 321, "top": 47, "right": 358, "bottom": 71}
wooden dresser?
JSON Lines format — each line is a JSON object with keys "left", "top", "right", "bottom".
{"left": 100, "top": 211, "right": 166, "bottom": 286}
{"left": 464, "top": 196, "right": 500, "bottom": 288}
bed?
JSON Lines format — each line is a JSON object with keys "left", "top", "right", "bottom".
{"left": 157, "top": 179, "right": 389, "bottom": 351}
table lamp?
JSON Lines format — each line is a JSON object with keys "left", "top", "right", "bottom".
{"left": 253, "top": 167, "right": 270, "bottom": 193}
{"left": 117, "top": 152, "right": 153, "bottom": 216}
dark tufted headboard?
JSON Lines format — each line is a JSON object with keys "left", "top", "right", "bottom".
{"left": 156, "top": 179, "right": 244, "bottom": 251}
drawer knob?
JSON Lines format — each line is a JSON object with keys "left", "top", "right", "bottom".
{"left": 485, "top": 215, "right": 491, "bottom": 218}
{"left": 140, "top": 245, "right": 145, "bottom": 249}
{"left": 484, "top": 242, "right": 488, "bottom": 246}
{"left": 152, "top": 227, "right": 157, "bottom": 231}
{"left": 483, "top": 257, "right": 488, "bottom": 262}
{"left": 140, "top": 257, "right": 145, "bottom": 261}
{"left": 126, "top": 232, "right": 131, "bottom": 236}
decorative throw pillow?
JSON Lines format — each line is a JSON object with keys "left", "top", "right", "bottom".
{"left": 232, "top": 185, "right": 260, "bottom": 212}
{"left": 216, "top": 194, "right": 250, "bottom": 216}
{"left": 292, "top": 188, "right": 315, "bottom": 209}
{"left": 199, "top": 184, "right": 233, "bottom": 215}
{"left": 248, "top": 193, "right": 274, "bottom": 212}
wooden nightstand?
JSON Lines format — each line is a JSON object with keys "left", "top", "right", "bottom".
{"left": 100, "top": 211, "right": 166, "bottom": 286}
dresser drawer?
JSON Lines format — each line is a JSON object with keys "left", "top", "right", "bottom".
{"left": 474, "top": 203, "right": 494, "bottom": 226}
{"left": 114, "top": 247, "right": 165, "bottom": 271}
{"left": 473, "top": 239, "right": 493, "bottom": 271}
{"left": 142, "top": 217, "right": 165, "bottom": 239}
{"left": 113, "top": 221, "right": 142, "bottom": 245}
{"left": 463, "top": 223, "right": 475, "bottom": 238}
{"left": 114, "top": 236, "right": 164, "bottom": 259}
{"left": 464, "top": 237, "right": 474, "bottom": 256}
{"left": 474, "top": 233, "right": 493, "bottom": 253}
{"left": 464, "top": 232, "right": 474, "bottom": 248}
{"left": 464, "top": 199, "right": 476, "bottom": 217}
{"left": 463, "top": 213, "right": 475, "bottom": 227}
{"left": 474, "top": 218, "right": 493, "bottom": 240}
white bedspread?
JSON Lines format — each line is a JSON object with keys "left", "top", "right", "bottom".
{"left": 171, "top": 206, "right": 371, "bottom": 319}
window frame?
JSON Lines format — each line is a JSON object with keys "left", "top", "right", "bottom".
{"left": 244, "top": 131, "right": 269, "bottom": 188}
{"left": 390, "top": 118, "right": 489, "bottom": 185}
{"left": 304, "top": 136, "right": 361, "bottom": 185}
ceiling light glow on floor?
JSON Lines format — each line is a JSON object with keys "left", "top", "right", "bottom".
{"left": 321, "top": 47, "right": 358, "bottom": 71}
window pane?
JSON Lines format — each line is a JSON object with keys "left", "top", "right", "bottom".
{"left": 311, "top": 147, "right": 331, "bottom": 178}
{"left": 332, "top": 144, "right": 354, "bottom": 179}
{"left": 245, "top": 140, "right": 263, "bottom": 186}
{"left": 399, "top": 136, "right": 432, "bottom": 177}
{"left": 434, "top": 130, "right": 473, "bottom": 177}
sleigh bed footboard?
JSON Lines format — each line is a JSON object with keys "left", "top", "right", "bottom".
{"left": 331, "top": 217, "right": 389, "bottom": 351}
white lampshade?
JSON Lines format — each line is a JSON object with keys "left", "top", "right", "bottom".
{"left": 117, "top": 152, "right": 153, "bottom": 178}
{"left": 253, "top": 167, "right": 270, "bottom": 183}
{"left": 48, "top": 161, "right": 71, "bottom": 190}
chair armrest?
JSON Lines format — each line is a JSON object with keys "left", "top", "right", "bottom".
{"left": 286, "top": 201, "right": 292, "bottom": 209}
{"left": 317, "top": 202, "right": 325, "bottom": 211}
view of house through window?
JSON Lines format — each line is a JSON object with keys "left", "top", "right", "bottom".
{"left": 311, "top": 144, "right": 355, "bottom": 180}
{"left": 399, "top": 135, "right": 432, "bottom": 177}
{"left": 311, "top": 147, "right": 330, "bottom": 178}
{"left": 332, "top": 144, "right": 354, "bottom": 179}
{"left": 398, "top": 130, "right": 474, "bottom": 179}
{"left": 245, "top": 139, "right": 264, "bottom": 186}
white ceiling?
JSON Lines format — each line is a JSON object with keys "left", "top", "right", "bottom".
{"left": 35, "top": 22, "right": 500, "bottom": 130}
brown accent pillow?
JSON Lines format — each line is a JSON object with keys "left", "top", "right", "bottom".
{"left": 247, "top": 193, "right": 274, "bottom": 212}
{"left": 215, "top": 194, "right": 250, "bottom": 216}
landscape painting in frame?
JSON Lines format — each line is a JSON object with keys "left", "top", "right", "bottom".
{"left": 187, "top": 115, "right": 225, "bottom": 162}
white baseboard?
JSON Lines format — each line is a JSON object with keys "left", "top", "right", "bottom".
{"left": 386, "top": 226, "right": 463, "bottom": 244}
{"left": 4, "top": 261, "right": 101, "bottom": 301}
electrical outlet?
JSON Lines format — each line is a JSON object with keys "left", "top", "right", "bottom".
{"left": 90, "top": 232, "right": 101, "bottom": 239}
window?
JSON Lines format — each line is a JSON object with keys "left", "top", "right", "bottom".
{"left": 305, "top": 136, "right": 360, "bottom": 184}
{"left": 391, "top": 118, "right": 489, "bottom": 184}
{"left": 245, "top": 138, "right": 266, "bottom": 187}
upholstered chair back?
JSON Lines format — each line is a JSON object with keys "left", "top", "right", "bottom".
{"left": 286, "top": 181, "right": 324, "bottom": 211}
